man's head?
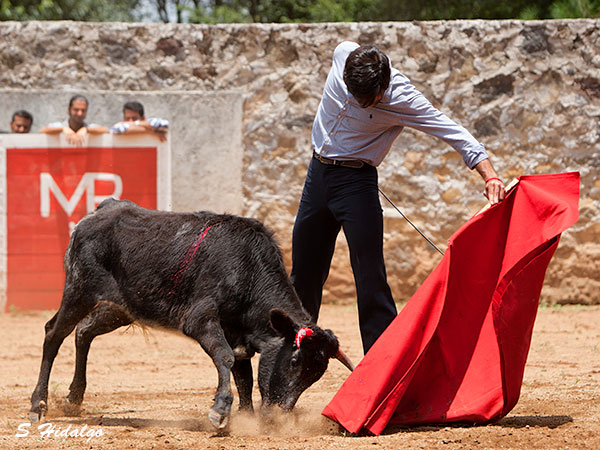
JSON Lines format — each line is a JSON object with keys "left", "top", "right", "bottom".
{"left": 123, "top": 101, "right": 145, "bottom": 122}
{"left": 68, "top": 95, "right": 89, "bottom": 128}
{"left": 343, "top": 45, "right": 391, "bottom": 108}
{"left": 10, "top": 110, "right": 33, "bottom": 133}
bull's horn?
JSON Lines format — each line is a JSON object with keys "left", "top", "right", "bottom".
{"left": 335, "top": 347, "right": 355, "bottom": 372}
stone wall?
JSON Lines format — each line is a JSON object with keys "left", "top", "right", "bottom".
{"left": 1, "top": 19, "right": 598, "bottom": 305}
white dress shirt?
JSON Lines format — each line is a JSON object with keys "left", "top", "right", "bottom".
{"left": 312, "top": 41, "right": 488, "bottom": 169}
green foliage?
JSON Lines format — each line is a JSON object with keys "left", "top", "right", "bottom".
{"left": 189, "top": 3, "right": 251, "bottom": 23}
{"left": 1, "top": 0, "right": 598, "bottom": 22}
{"left": 257, "top": 0, "right": 374, "bottom": 23}
{"left": 549, "top": 0, "right": 600, "bottom": 18}
{"left": 307, "top": 0, "right": 379, "bottom": 22}
{"left": 519, "top": 5, "right": 544, "bottom": 19}
{"left": 307, "top": 0, "right": 354, "bottom": 22}
{"left": 185, "top": 0, "right": 378, "bottom": 23}
{"left": 366, "top": 0, "right": 555, "bottom": 21}
{"left": 0, "top": 0, "right": 141, "bottom": 21}
{"left": 183, "top": 0, "right": 599, "bottom": 23}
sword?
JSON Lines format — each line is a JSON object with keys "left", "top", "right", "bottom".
{"left": 378, "top": 187, "right": 445, "bottom": 256}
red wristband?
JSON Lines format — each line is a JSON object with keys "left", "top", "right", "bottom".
{"left": 485, "top": 177, "right": 501, "bottom": 184}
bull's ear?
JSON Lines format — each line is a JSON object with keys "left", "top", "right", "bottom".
{"left": 269, "top": 309, "right": 297, "bottom": 339}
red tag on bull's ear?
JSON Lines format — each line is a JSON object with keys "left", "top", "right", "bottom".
{"left": 295, "top": 328, "right": 314, "bottom": 348}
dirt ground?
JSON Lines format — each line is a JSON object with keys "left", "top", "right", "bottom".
{"left": 1, "top": 304, "right": 599, "bottom": 450}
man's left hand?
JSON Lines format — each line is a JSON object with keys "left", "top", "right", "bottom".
{"left": 484, "top": 178, "right": 505, "bottom": 205}
{"left": 474, "top": 159, "right": 506, "bottom": 206}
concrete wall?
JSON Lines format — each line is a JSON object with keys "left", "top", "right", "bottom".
{"left": 1, "top": 19, "right": 598, "bottom": 305}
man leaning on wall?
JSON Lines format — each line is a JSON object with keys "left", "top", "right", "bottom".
{"left": 40, "top": 94, "right": 108, "bottom": 145}
{"left": 111, "top": 101, "right": 169, "bottom": 142}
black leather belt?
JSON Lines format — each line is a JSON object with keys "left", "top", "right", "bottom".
{"left": 313, "top": 152, "right": 364, "bottom": 168}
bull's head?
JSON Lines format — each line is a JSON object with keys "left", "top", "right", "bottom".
{"left": 257, "top": 308, "right": 354, "bottom": 413}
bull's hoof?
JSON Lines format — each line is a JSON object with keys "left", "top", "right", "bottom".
{"left": 64, "top": 398, "right": 82, "bottom": 416}
{"left": 29, "top": 400, "right": 47, "bottom": 422}
{"left": 208, "top": 408, "right": 229, "bottom": 429}
{"left": 28, "top": 411, "right": 44, "bottom": 422}
{"left": 259, "top": 404, "right": 275, "bottom": 423}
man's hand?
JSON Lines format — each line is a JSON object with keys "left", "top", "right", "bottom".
{"left": 153, "top": 127, "right": 168, "bottom": 142}
{"left": 140, "top": 121, "right": 168, "bottom": 141}
{"left": 64, "top": 126, "right": 87, "bottom": 146}
{"left": 484, "top": 178, "right": 505, "bottom": 205}
{"left": 474, "top": 159, "right": 506, "bottom": 205}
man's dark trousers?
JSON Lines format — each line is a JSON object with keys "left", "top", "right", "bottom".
{"left": 291, "top": 156, "right": 398, "bottom": 353}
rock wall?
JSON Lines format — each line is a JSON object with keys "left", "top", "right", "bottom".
{"left": 1, "top": 19, "right": 598, "bottom": 305}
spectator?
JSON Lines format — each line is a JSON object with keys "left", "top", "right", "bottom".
{"left": 111, "top": 101, "right": 169, "bottom": 142}
{"left": 40, "top": 95, "right": 108, "bottom": 145}
{"left": 11, "top": 110, "right": 34, "bottom": 133}
{"left": 0, "top": 110, "right": 33, "bottom": 134}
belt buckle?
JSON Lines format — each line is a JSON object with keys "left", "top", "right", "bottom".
{"left": 315, "top": 153, "right": 330, "bottom": 165}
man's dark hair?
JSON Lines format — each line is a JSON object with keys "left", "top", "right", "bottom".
{"left": 123, "top": 101, "right": 144, "bottom": 117}
{"left": 343, "top": 45, "right": 391, "bottom": 107}
{"left": 12, "top": 110, "right": 33, "bottom": 124}
{"left": 68, "top": 95, "right": 89, "bottom": 108}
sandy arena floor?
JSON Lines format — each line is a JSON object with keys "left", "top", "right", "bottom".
{"left": 1, "top": 304, "right": 599, "bottom": 450}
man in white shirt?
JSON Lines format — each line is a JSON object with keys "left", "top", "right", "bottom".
{"left": 291, "top": 41, "right": 505, "bottom": 353}
{"left": 40, "top": 95, "right": 108, "bottom": 146}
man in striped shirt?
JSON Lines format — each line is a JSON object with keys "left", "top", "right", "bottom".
{"left": 111, "top": 101, "right": 169, "bottom": 142}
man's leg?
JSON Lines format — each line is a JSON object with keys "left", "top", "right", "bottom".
{"left": 291, "top": 158, "right": 340, "bottom": 321}
{"left": 329, "top": 165, "right": 397, "bottom": 353}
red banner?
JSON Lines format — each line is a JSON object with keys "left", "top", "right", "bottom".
{"left": 5, "top": 146, "right": 157, "bottom": 311}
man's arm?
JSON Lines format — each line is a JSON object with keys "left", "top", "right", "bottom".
{"left": 86, "top": 125, "right": 109, "bottom": 135}
{"left": 39, "top": 124, "right": 84, "bottom": 145}
{"left": 385, "top": 80, "right": 505, "bottom": 205}
{"left": 111, "top": 119, "right": 168, "bottom": 142}
{"left": 39, "top": 125, "right": 64, "bottom": 134}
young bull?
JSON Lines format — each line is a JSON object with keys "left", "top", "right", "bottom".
{"left": 29, "top": 198, "right": 353, "bottom": 429}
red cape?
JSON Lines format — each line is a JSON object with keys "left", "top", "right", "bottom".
{"left": 323, "top": 172, "right": 580, "bottom": 435}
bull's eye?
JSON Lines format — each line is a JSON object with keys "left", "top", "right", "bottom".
{"left": 290, "top": 356, "right": 300, "bottom": 368}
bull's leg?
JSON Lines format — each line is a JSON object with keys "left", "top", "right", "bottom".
{"left": 232, "top": 358, "right": 254, "bottom": 412}
{"left": 182, "top": 312, "right": 235, "bottom": 429}
{"left": 65, "top": 302, "right": 133, "bottom": 415}
{"left": 29, "top": 292, "right": 95, "bottom": 422}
